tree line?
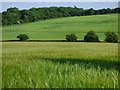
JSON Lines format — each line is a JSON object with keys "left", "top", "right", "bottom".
{"left": 17, "top": 31, "right": 118, "bottom": 43}
{"left": 2, "top": 6, "right": 120, "bottom": 25}
{"left": 65, "top": 31, "right": 118, "bottom": 43}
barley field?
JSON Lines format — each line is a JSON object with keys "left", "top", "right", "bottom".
{"left": 2, "top": 42, "right": 119, "bottom": 88}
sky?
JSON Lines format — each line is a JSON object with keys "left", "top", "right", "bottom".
{"left": 1, "top": 0, "right": 119, "bottom": 2}
{"left": 1, "top": 2, "right": 119, "bottom": 12}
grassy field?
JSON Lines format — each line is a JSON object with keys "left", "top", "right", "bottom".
{"left": 2, "top": 14, "right": 118, "bottom": 41}
{"left": 2, "top": 42, "right": 119, "bottom": 88}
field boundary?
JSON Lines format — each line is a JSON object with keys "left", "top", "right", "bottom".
{"left": 1, "top": 40, "right": 120, "bottom": 43}
{"left": 1, "top": 40, "right": 84, "bottom": 42}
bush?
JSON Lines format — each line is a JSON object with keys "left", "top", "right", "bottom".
{"left": 17, "top": 34, "right": 29, "bottom": 41}
{"left": 84, "top": 31, "right": 99, "bottom": 42}
{"left": 66, "top": 34, "right": 77, "bottom": 42}
{"left": 104, "top": 32, "right": 118, "bottom": 42}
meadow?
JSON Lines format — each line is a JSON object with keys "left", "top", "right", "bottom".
{"left": 2, "top": 14, "right": 119, "bottom": 88}
{"left": 2, "top": 14, "right": 118, "bottom": 41}
{"left": 2, "top": 42, "right": 119, "bottom": 88}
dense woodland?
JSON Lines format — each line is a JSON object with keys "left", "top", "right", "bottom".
{"left": 2, "top": 6, "right": 120, "bottom": 25}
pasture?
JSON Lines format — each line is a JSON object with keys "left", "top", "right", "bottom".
{"left": 2, "top": 14, "right": 118, "bottom": 41}
{"left": 2, "top": 42, "right": 119, "bottom": 88}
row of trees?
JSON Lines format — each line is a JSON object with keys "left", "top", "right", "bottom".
{"left": 2, "top": 6, "right": 120, "bottom": 25}
{"left": 66, "top": 31, "right": 118, "bottom": 43}
{"left": 17, "top": 31, "right": 118, "bottom": 43}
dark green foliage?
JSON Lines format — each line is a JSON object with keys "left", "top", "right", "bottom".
{"left": 66, "top": 34, "right": 77, "bottom": 42}
{"left": 104, "top": 32, "right": 118, "bottom": 42}
{"left": 84, "top": 31, "right": 100, "bottom": 42}
{"left": 6, "top": 7, "right": 20, "bottom": 25}
{"left": 84, "top": 8, "right": 95, "bottom": 15}
{"left": 17, "top": 34, "right": 29, "bottom": 41}
{"left": 2, "top": 6, "right": 120, "bottom": 25}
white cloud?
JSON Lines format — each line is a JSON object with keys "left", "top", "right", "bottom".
{"left": 1, "top": 0, "right": 119, "bottom": 2}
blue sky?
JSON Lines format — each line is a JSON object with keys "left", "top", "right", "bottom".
{"left": 1, "top": 2, "right": 118, "bottom": 12}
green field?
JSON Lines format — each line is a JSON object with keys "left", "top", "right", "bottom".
{"left": 2, "top": 14, "right": 118, "bottom": 41}
{"left": 2, "top": 14, "right": 119, "bottom": 88}
{"left": 2, "top": 42, "right": 119, "bottom": 88}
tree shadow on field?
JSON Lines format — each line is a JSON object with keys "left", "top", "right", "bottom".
{"left": 39, "top": 57, "right": 120, "bottom": 72}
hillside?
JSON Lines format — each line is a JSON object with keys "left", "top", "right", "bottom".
{"left": 2, "top": 14, "right": 118, "bottom": 40}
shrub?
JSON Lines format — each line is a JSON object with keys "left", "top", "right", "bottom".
{"left": 84, "top": 31, "right": 99, "bottom": 42}
{"left": 66, "top": 34, "right": 77, "bottom": 42}
{"left": 17, "top": 34, "right": 29, "bottom": 41}
{"left": 104, "top": 32, "right": 118, "bottom": 42}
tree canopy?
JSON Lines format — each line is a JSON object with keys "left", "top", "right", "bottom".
{"left": 2, "top": 6, "right": 120, "bottom": 25}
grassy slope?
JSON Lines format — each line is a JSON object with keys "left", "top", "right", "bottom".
{"left": 2, "top": 42, "right": 119, "bottom": 88}
{"left": 2, "top": 14, "right": 118, "bottom": 40}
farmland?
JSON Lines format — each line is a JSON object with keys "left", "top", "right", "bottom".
{"left": 2, "top": 42, "right": 119, "bottom": 88}
{"left": 2, "top": 14, "right": 119, "bottom": 88}
{"left": 2, "top": 14, "right": 118, "bottom": 41}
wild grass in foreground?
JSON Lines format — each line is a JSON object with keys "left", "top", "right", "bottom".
{"left": 2, "top": 42, "right": 119, "bottom": 88}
